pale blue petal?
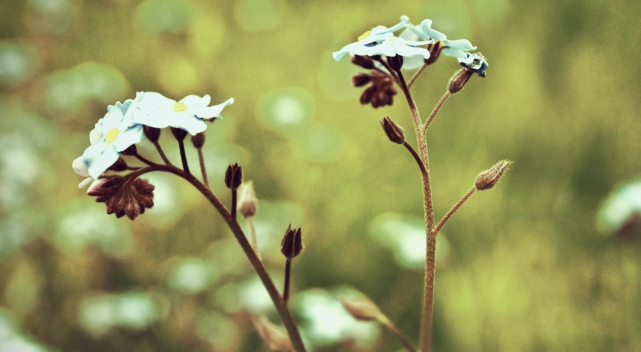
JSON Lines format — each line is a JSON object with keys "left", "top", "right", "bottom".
{"left": 72, "top": 156, "right": 90, "bottom": 177}
{"left": 137, "top": 92, "right": 175, "bottom": 110}
{"left": 420, "top": 20, "right": 447, "bottom": 40}
{"left": 131, "top": 109, "right": 174, "bottom": 129}
{"left": 180, "top": 94, "right": 208, "bottom": 107}
{"left": 114, "top": 99, "right": 133, "bottom": 116}
{"left": 394, "top": 44, "right": 431, "bottom": 59}
{"left": 402, "top": 56, "right": 425, "bottom": 70}
{"left": 112, "top": 125, "right": 145, "bottom": 151}
{"left": 443, "top": 39, "right": 476, "bottom": 52}
{"left": 87, "top": 146, "right": 120, "bottom": 179}
{"left": 171, "top": 116, "right": 207, "bottom": 135}
{"left": 441, "top": 48, "right": 466, "bottom": 58}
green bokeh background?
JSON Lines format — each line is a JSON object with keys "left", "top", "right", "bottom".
{"left": 1, "top": 0, "right": 640, "bottom": 351}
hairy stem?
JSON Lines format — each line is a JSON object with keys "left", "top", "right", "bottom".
{"left": 403, "top": 141, "right": 428, "bottom": 177}
{"left": 283, "top": 259, "right": 292, "bottom": 303}
{"left": 397, "top": 71, "right": 436, "bottom": 352}
{"left": 408, "top": 62, "right": 428, "bottom": 89}
{"left": 423, "top": 92, "right": 451, "bottom": 134}
{"left": 127, "top": 164, "right": 306, "bottom": 351}
{"left": 380, "top": 316, "right": 417, "bottom": 352}
{"left": 435, "top": 187, "right": 475, "bottom": 234}
{"left": 153, "top": 141, "right": 173, "bottom": 165}
{"left": 197, "top": 147, "right": 209, "bottom": 187}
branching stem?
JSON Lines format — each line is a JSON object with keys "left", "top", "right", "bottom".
{"left": 435, "top": 187, "right": 475, "bottom": 234}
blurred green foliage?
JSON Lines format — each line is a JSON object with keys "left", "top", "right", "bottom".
{"left": 1, "top": 0, "right": 641, "bottom": 351}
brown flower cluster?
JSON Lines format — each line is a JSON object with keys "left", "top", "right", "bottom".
{"left": 87, "top": 176, "right": 155, "bottom": 220}
{"left": 350, "top": 55, "right": 397, "bottom": 109}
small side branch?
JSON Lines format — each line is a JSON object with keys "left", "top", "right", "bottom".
{"left": 380, "top": 316, "right": 417, "bottom": 352}
{"left": 422, "top": 91, "right": 451, "bottom": 133}
{"left": 178, "top": 140, "right": 191, "bottom": 175}
{"left": 402, "top": 141, "right": 427, "bottom": 177}
{"left": 408, "top": 62, "right": 428, "bottom": 89}
{"left": 197, "top": 147, "right": 209, "bottom": 187}
{"left": 283, "top": 259, "right": 292, "bottom": 303}
{"left": 153, "top": 141, "right": 173, "bottom": 166}
{"left": 434, "top": 187, "right": 476, "bottom": 234}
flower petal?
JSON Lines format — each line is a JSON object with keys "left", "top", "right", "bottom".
{"left": 83, "top": 141, "right": 120, "bottom": 179}
{"left": 180, "top": 94, "right": 210, "bottom": 107}
{"left": 171, "top": 115, "right": 208, "bottom": 135}
{"left": 443, "top": 39, "right": 476, "bottom": 52}
{"left": 72, "top": 156, "right": 90, "bottom": 177}
{"left": 137, "top": 92, "right": 175, "bottom": 111}
{"left": 112, "top": 124, "right": 145, "bottom": 152}
{"left": 419, "top": 19, "right": 447, "bottom": 40}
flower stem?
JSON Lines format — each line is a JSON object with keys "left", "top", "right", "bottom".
{"left": 197, "top": 147, "right": 209, "bottom": 187}
{"left": 248, "top": 216, "right": 260, "bottom": 259}
{"left": 283, "top": 258, "right": 292, "bottom": 303}
{"left": 434, "top": 187, "right": 475, "bottom": 234}
{"left": 379, "top": 316, "right": 417, "bottom": 352}
{"left": 403, "top": 141, "right": 427, "bottom": 177}
{"left": 408, "top": 62, "right": 428, "bottom": 89}
{"left": 397, "top": 71, "right": 436, "bottom": 352}
{"left": 178, "top": 140, "right": 190, "bottom": 175}
{"left": 153, "top": 141, "right": 173, "bottom": 165}
{"left": 135, "top": 154, "right": 159, "bottom": 167}
{"left": 231, "top": 189, "right": 238, "bottom": 221}
{"left": 422, "top": 91, "right": 451, "bottom": 133}
{"left": 127, "top": 164, "right": 306, "bottom": 352}
{"left": 375, "top": 57, "right": 401, "bottom": 84}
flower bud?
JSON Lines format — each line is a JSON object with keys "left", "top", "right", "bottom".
{"left": 170, "top": 127, "right": 187, "bottom": 141}
{"left": 237, "top": 182, "right": 257, "bottom": 218}
{"left": 109, "top": 157, "right": 128, "bottom": 172}
{"left": 475, "top": 160, "right": 512, "bottom": 191}
{"left": 448, "top": 67, "right": 474, "bottom": 94}
{"left": 72, "top": 156, "right": 90, "bottom": 177}
{"left": 144, "top": 126, "right": 161, "bottom": 142}
{"left": 386, "top": 55, "right": 403, "bottom": 72}
{"left": 120, "top": 144, "right": 137, "bottom": 156}
{"left": 359, "top": 86, "right": 376, "bottom": 105}
{"left": 350, "top": 54, "right": 375, "bottom": 70}
{"left": 191, "top": 132, "right": 206, "bottom": 148}
{"left": 224, "top": 163, "right": 242, "bottom": 190}
{"left": 352, "top": 73, "right": 372, "bottom": 87}
{"left": 380, "top": 117, "right": 405, "bottom": 144}
{"left": 281, "top": 225, "right": 302, "bottom": 259}
{"left": 338, "top": 296, "right": 382, "bottom": 322}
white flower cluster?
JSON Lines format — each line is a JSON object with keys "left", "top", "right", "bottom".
{"left": 333, "top": 15, "right": 488, "bottom": 75}
{"left": 72, "top": 92, "right": 234, "bottom": 185}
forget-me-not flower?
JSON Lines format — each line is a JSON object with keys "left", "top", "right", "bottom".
{"left": 78, "top": 93, "right": 146, "bottom": 179}
{"left": 132, "top": 93, "right": 234, "bottom": 135}
{"left": 458, "top": 52, "right": 489, "bottom": 77}
{"left": 332, "top": 21, "right": 433, "bottom": 62}
{"left": 400, "top": 16, "right": 476, "bottom": 59}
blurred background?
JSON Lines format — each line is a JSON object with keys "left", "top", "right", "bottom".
{"left": 1, "top": 0, "right": 640, "bottom": 351}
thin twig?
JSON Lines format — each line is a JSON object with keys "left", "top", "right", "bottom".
{"left": 178, "top": 140, "right": 190, "bottom": 175}
{"left": 380, "top": 316, "right": 417, "bottom": 352}
{"left": 135, "top": 154, "right": 159, "bottom": 166}
{"left": 153, "top": 141, "right": 173, "bottom": 166}
{"left": 125, "top": 166, "right": 141, "bottom": 171}
{"left": 375, "top": 57, "right": 401, "bottom": 84}
{"left": 248, "top": 216, "right": 260, "bottom": 259}
{"left": 403, "top": 141, "right": 427, "bottom": 177}
{"left": 408, "top": 62, "right": 428, "bottom": 89}
{"left": 283, "top": 259, "right": 292, "bottom": 303}
{"left": 231, "top": 189, "right": 238, "bottom": 221}
{"left": 196, "top": 147, "right": 209, "bottom": 187}
{"left": 422, "top": 91, "right": 451, "bottom": 133}
{"left": 434, "top": 187, "right": 475, "bottom": 234}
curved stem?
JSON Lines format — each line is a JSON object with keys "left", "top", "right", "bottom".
{"left": 135, "top": 154, "right": 159, "bottom": 167}
{"left": 231, "top": 189, "right": 238, "bottom": 221}
{"left": 380, "top": 316, "right": 417, "bottom": 352}
{"left": 375, "top": 57, "right": 401, "bottom": 84}
{"left": 248, "top": 216, "right": 260, "bottom": 258}
{"left": 153, "top": 141, "right": 173, "bottom": 166}
{"left": 397, "top": 71, "right": 436, "bottom": 352}
{"left": 403, "top": 141, "right": 427, "bottom": 177}
{"left": 196, "top": 147, "right": 209, "bottom": 187}
{"left": 408, "top": 63, "right": 428, "bottom": 89}
{"left": 128, "top": 164, "right": 306, "bottom": 351}
{"left": 434, "top": 187, "right": 475, "bottom": 234}
{"left": 422, "top": 92, "right": 451, "bottom": 134}
{"left": 178, "top": 140, "right": 190, "bottom": 175}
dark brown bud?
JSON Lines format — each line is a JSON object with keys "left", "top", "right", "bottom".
{"left": 224, "top": 163, "right": 242, "bottom": 190}
{"left": 191, "top": 132, "right": 206, "bottom": 148}
{"left": 380, "top": 117, "right": 405, "bottom": 144}
{"left": 237, "top": 182, "right": 257, "bottom": 218}
{"left": 424, "top": 41, "right": 445, "bottom": 66}
{"left": 448, "top": 67, "right": 474, "bottom": 94}
{"left": 170, "top": 127, "right": 188, "bottom": 141}
{"left": 281, "top": 224, "right": 302, "bottom": 259}
{"left": 143, "top": 126, "right": 161, "bottom": 142}
{"left": 351, "top": 73, "right": 372, "bottom": 87}
{"left": 350, "top": 55, "right": 375, "bottom": 70}
{"left": 338, "top": 296, "right": 382, "bottom": 322}
{"left": 108, "top": 157, "right": 128, "bottom": 172}
{"left": 475, "top": 160, "right": 512, "bottom": 191}
{"left": 88, "top": 176, "right": 155, "bottom": 220}
{"left": 386, "top": 55, "right": 403, "bottom": 72}
{"left": 120, "top": 144, "right": 137, "bottom": 156}
{"left": 360, "top": 86, "right": 376, "bottom": 105}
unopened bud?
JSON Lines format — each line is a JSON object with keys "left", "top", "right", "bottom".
{"left": 475, "top": 160, "right": 512, "bottom": 191}
{"left": 352, "top": 73, "right": 372, "bottom": 87}
{"left": 109, "top": 157, "right": 128, "bottom": 172}
{"left": 144, "top": 126, "right": 161, "bottom": 142}
{"left": 380, "top": 117, "right": 405, "bottom": 144}
{"left": 191, "top": 132, "right": 206, "bottom": 148}
{"left": 224, "top": 163, "right": 242, "bottom": 190}
{"left": 251, "top": 316, "right": 293, "bottom": 352}
{"left": 386, "top": 55, "right": 403, "bottom": 72}
{"left": 170, "top": 127, "right": 187, "bottom": 141}
{"left": 351, "top": 55, "right": 375, "bottom": 70}
{"left": 120, "top": 144, "right": 137, "bottom": 156}
{"left": 338, "top": 296, "right": 382, "bottom": 322}
{"left": 281, "top": 225, "right": 302, "bottom": 259}
{"left": 237, "top": 181, "right": 257, "bottom": 218}
{"left": 448, "top": 67, "right": 474, "bottom": 94}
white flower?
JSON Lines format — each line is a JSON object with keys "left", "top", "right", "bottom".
{"left": 458, "top": 52, "right": 489, "bottom": 77}
{"left": 332, "top": 21, "right": 433, "bottom": 62}
{"left": 79, "top": 94, "right": 145, "bottom": 179}
{"left": 400, "top": 15, "right": 476, "bottom": 59}
{"left": 132, "top": 92, "right": 234, "bottom": 135}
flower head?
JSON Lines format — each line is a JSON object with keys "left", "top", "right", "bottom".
{"left": 400, "top": 16, "right": 476, "bottom": 60}
{"left": 332, "top": 21, "right": 433, "bottom": 62}
{"left": 88, "top": 176, "right": 155, "bottom": 220}
{"left": 458, "top": 52, "right": 489, "bottom": 78}
{"left": 133, "top": 92, "right": 234, "bottom": 135}
{"left": 79, "top": 93, "right": 145, "bottom": 179}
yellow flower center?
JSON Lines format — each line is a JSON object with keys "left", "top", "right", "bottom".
{"left": 105, "top": 128, "right": 120, "bottom": 144}
{"left": 174, "top": 102, "right": 187, "bottom": 112}
{"left": 358, "top": 31, "right": 372, "bottom": 41}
